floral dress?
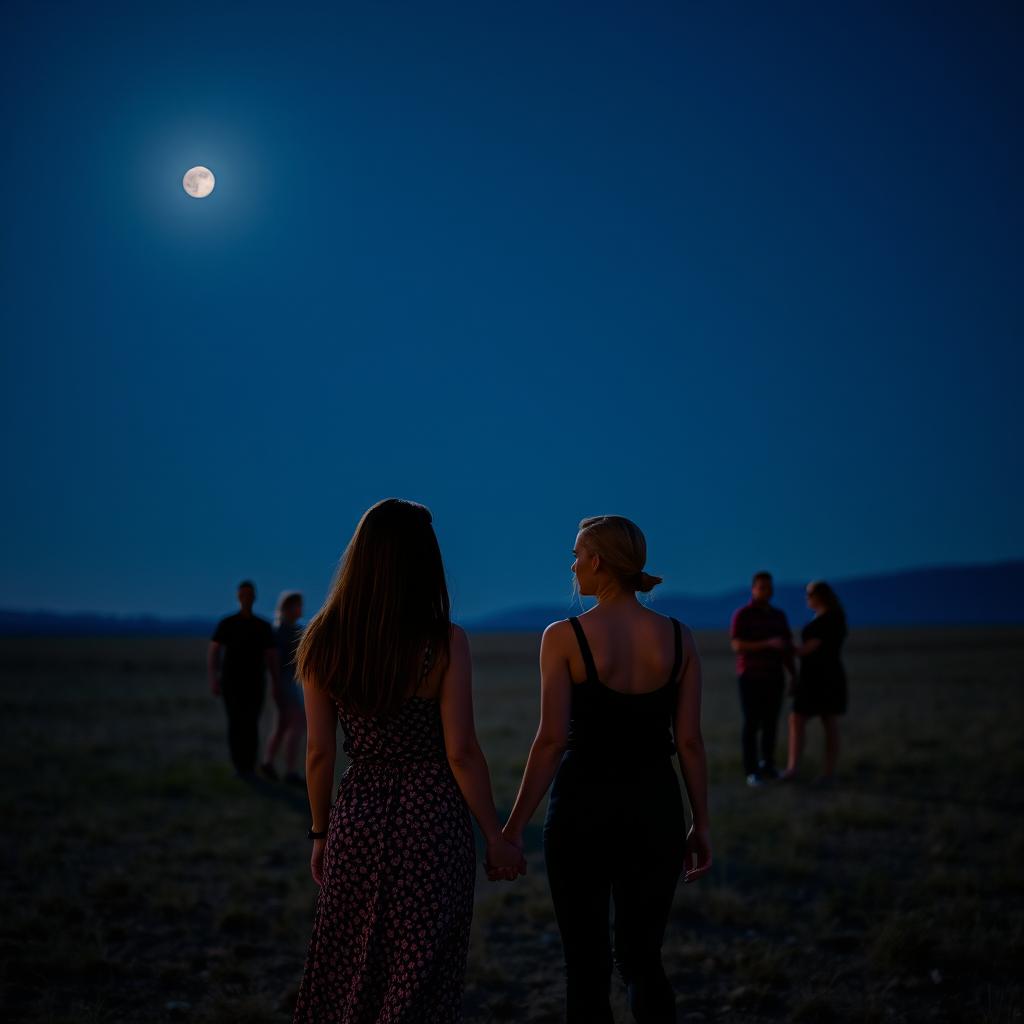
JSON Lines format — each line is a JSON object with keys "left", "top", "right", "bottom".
{"left": 293, "top": 695, "right": 476, "bottom": 1023}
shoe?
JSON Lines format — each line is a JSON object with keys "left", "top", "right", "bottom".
{"left": 779, "top": 768, "right": 797, "bottom": 782}
{"left": 746, "top": 773, "right": 764, "bottom": 787}
{"left": 259, "top": 762, "right": 279, "bottom": 782}
{"left": 284, "top": 772, "right": 306, "bottom": 788}
{"left": 758, "top": 762, "right": 780, "bottom": 781}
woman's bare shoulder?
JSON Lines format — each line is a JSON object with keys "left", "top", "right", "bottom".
{"left": 541, "top": 618, "right": 574, "bottom": 649}
{"left": 644, "top": 608, "right": 697, "bottom": 654}
{"left": 448, "top": 622, "right": 470, "bottom": 657}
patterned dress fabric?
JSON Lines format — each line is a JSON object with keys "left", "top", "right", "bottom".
{"left": 293, "top": 696, "right": 476, "bottom": 1023}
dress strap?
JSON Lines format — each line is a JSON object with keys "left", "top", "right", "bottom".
{"left": 568, "top": 617, "right": 599, "bottom": 684}
{"left": 669, "top": 617, "right": 684, "bottom": 685}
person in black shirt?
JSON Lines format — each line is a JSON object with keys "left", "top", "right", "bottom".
{"left": 208, "top": 580, "right": 279, "bottom": 778}
{"left": 730, "top": 571, "right": 797, "bottom": 786}
{"left": 782, "top": 580, "right": 848, "bottom": 783}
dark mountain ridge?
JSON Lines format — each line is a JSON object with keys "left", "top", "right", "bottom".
{"left": 465, "top": 560, "right": 1024, "bottom": 632}
{"left": 2, "top": 561, "right": 1021, "bottom": 636}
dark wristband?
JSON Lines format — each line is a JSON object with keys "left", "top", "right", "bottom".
{"left": 308, "top": 828, "right": 327, "bottom": 840}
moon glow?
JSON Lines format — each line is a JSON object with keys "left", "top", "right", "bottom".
{"left": 182, "top": 166, "right": 215, "bottom": 198}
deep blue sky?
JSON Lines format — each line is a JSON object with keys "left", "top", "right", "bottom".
{"left": 1, "top": 2, "right": 1021, "bottom": 620}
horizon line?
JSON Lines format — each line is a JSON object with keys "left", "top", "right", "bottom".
{"left": 3, "top": 555, "right": 1021, "bottom": 625}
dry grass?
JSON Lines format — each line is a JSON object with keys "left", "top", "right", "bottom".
{"left": 0, "top": 628, "right": 1022, "bottom": 1022}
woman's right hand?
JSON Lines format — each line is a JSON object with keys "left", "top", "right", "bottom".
{"left": 683, "top": 824, "right": 712, "bottom": 883}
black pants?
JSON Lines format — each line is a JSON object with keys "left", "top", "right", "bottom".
{"left": 738, "top": 673, "right": 784, "bottom": 776}
{"left": 222, "top": 677, "right": 264, "bottom": 774}
{"left": 543, "top": 752, "right": 686, "bottom": 1023}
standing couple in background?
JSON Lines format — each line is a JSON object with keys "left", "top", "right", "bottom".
{"left": 208, "top": 582, "right": 307, "bottom": 784}
{"left": 291, "top": 499, "right": 712, "bottom": 1024}
{"left": 730, "top": 571, "right": 848, "bottom": 786}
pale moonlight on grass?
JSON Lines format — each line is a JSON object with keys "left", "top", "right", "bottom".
{"left": 182, "top": 166, "right": 215, "bottom": 198}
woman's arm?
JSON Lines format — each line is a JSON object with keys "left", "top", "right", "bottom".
{"left": 793, "top": 637, "right": 822, "bottom": 658}
{"left": 502, "top": 621, "right": 572, "bottom": 844}
{"left": 731, "top": 637, "right": 787, "bottom": 653}
{"left": 674, "top": 626, "right": 712, "bottom": 882}
{"left": 304, "top": 681, "right": 338, "bottom": 885}
{"left": 265, "top": 647, "right": 282, "bottom": 703}
{"left": 207, "top": 642, "right": 222, "bottom": 695}
{"left": 440, "top": 626, "right": 524, "bottom": 876}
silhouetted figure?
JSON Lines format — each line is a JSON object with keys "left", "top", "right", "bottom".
{"left": 502, "top": 515, "right": 711, "bottom": 1024}
{"left": 260, "top": 590, "right": 306, "bottom": 785}
{"left": 730, "top": 571, "right": 797, "bottom": 786}
{"left": 292, "top": 499, "right": 523, "bottom": 1024}
{"left": 783, "top": 581, "right": 848, "bottom": 783}
{"left": 208, "top": 581, "right": 279, "bottom": 778}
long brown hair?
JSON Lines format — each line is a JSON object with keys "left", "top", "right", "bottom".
{"left": 297, "top": 498, "right": 452, "bottom": 716}
{"left": 808, "top": 580, "right": 847, "bottom": 630}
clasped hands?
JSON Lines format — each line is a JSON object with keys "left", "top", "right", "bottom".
{"left": 484, "top": 826, "right": 527, "bottom": 882}
{"left": 486, "top": 823, "right": 714, "bottom": 885}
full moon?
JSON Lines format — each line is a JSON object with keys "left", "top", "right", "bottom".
{"left": 182, "top": 166, "right": 215, "bottom": 198}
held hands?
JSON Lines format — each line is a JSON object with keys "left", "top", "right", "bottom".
{"left": 683, "top": 824, "right": 712, "bottom": 884}
{"left": 485, "top": 829, "right": 527, "bottom": 882}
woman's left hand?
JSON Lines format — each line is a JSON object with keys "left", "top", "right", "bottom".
{"left": 311, "top": 838, "right": 326, "bottom": 886}
{"left": 485, "top": 835, "right": 526, "bottom": 882}
{"left": 683, "top": 824, "right": 712, "bottom": 883}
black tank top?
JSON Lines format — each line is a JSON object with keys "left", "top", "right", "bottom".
{"left": 565, "top": 616, "right": 683, "bottom": 764}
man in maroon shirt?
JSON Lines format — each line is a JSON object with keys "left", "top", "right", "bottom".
{"left": 730, "top": 571, "right": 797, "bottom": 786}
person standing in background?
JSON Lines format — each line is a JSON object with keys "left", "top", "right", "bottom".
{"left": 208, "top": 580, "right": 279, "bottom": 779}
{"left": 783, "top": 581, "right": 849, "bottom": 784}
{"left": 730, "top": 571, "right": 796, "bottom": 786}
{"left": 261, "top": 590, "right": 307, "bottom": 785}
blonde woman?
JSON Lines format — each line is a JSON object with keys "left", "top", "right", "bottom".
{"left": 500, "top": 515, "right": 712, "bottom": 1024}
{"left": 261, "top": 590, "right": 307, "bottom": 784}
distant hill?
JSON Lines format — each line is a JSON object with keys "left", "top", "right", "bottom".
{"left": 1, "top": 560, "right": 1021, "bottom": 637}
{"left": 0, "top": 610, "right": 218, "bottom": 638}
{"left": 464, "top": 560, "right": 1024, "bottom": 632}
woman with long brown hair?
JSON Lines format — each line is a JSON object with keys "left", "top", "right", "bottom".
{"left": 498, "top": 515, "right": 712, "bottom": 1024}
{"left": 292, "top": 498, "right": 524, "bottom": 1024}
{"left": 782, "top": 580, "right": 849, "bottom": 784}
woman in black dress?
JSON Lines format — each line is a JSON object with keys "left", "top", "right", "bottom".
{"left": 292, "top": 499, "right": 525, "bottom": 1023}
{"left": 782, "top": 580, "right": 848, "bottom": 783}
{"left": 499, "top": 515, "right": 712, "bottom": 1024}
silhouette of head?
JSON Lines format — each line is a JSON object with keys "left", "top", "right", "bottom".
{"left": 806, "top": 580, "right": 844, "bottom": 624}
{"left": 237, "top": 580, "right": 256, "bottom": 613}
{"left": 751, "top": 571, "right": 773, "bottom": 604}
{"left": 572, "top": 515, "right": 663, "bottom": 598}
{"left": 275, "top": 590, "right": 303, "bottom": 626}
{"left": 297, "top": 498, "right": 452, "bottom": 717}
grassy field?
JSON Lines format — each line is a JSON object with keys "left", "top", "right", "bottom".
{"left": 0, "top": 628, "right": 1022, "bottom": 1024}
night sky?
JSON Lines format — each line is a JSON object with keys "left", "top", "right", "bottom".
{"left": 1, "top": 2, "right": 1021, "bottom": 621}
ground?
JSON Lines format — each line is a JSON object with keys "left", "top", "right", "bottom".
{"left": 0, "top": 627, "right": 1021, "bottom": 1023}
